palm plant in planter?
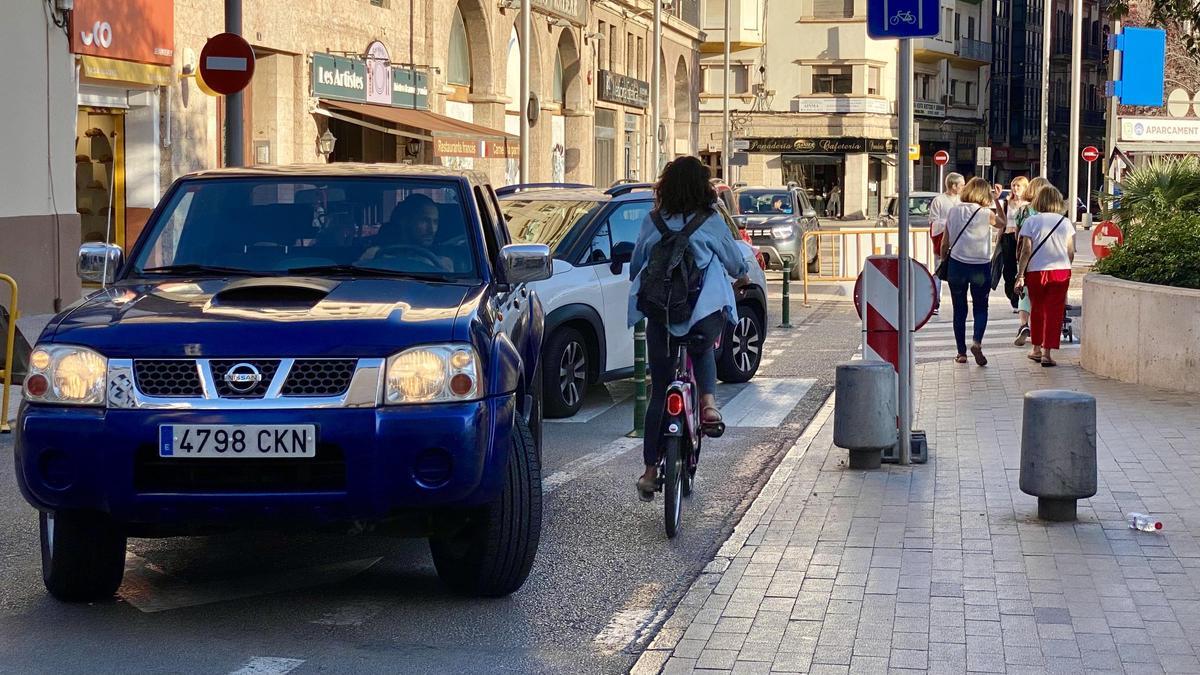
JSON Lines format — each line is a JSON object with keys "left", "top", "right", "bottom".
{"left": 1101, "top": 157, "right": 1200, "bottom": 225}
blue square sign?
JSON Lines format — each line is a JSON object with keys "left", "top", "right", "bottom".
{"left": 868, "top": 0, "right": 941, "bottom": 39}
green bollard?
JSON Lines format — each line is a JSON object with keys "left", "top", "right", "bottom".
{"left": 781, "top": 258, "right": 793, "bottom": 329}
{"left": 630, "top": 319, "right": 647, "bottom": 438}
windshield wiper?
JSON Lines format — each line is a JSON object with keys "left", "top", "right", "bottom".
{"left": 283, "top": 264, "right": 453, "bottom": 282}
{"left": 140, "top": 264, "right": 264, "bottom": 276}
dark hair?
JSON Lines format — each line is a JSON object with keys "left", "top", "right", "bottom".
{"left": 655, "top": 156, "right": 717, "bottom": 216}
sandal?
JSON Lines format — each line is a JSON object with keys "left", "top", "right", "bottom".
{"left": 1027, "top": 352, "right": 1043, "bottom": 362}
{"left": 701, "top": 405, "right": 722, "bottom": 425}
{"left": 970, "top": 343, "right": 988, "bottom": 366}
{"left": 1041, "top": 357, "right": 1057, "bottom": 368}
{"left": 637, "top": 473, "right": 657, "bottom": 502}
{"left": 955, "top": 354, "right": 968, "bottom": 364}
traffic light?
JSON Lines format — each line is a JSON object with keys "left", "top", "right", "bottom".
{"left": 1106, "top": 27, "right": 1166, "bottom": 107}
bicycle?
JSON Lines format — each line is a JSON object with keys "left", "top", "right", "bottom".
{"left": 656, "top": 333, "right": 725, "bottom": 538}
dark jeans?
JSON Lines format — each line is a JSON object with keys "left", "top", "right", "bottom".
{"left": 947, "top": 258, "right": 992, "bottom": 356}
{"left": 643, "top": 312, "right": 723, "bottom": 465}
{"left": 999, "top": 232, "right": 1020, "bottom": 309}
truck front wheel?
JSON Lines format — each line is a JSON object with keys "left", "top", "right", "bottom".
{"left": 40, "top": 511, "right": 127, "bottom": 602}
{"left": 429, "top": 416, "right": 542, "bottom": 597}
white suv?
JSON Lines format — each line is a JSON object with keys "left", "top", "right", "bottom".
{"left": 500, "top": 184, "right": 769, "bottom": 418}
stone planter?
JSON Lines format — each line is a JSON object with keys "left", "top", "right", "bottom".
{"left": 1082, "top": 274, "right": 1200, "bottom": 393}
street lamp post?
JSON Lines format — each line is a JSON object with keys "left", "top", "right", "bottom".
{"left": 519, "top": 0, "right": 531, "bottom": 183}
{"left": 722, "top": 0, "right": 730, "bottom": 183}
{"left": 1039, "top": 0, "right": 1052, "bottom": 178}
{"left": 1068, "top": 0, "right": 1083, "bottom": 221}
{"left": 652, "top": 1, "right": 662, "bottom": 176}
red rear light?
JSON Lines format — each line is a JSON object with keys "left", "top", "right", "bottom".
{"left": 666, "top": 392, "right": 684, "bottom": 416}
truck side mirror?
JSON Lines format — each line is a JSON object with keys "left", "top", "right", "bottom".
{"left": 77, "top": 243, "right": 123, "bottom": 285}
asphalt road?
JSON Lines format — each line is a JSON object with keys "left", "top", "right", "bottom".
{"left": 0, "top": 278, "right": 861, "bottom": 675}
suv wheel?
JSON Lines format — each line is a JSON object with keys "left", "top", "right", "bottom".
{"left": 718, "top": 305, "right": 764, "bottom": 383}
{"left": 40, "top": 511, "right": 127, "bottom": 602}
{"left": 542, "top": 327, "right": 589, "bottom": 418}
{"left": 429, "top": 416, "right": 542, "bottom": 597}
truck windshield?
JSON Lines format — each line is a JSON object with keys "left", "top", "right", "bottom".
{"left": 131, "top": 177, "right": 478, "bottom": 279}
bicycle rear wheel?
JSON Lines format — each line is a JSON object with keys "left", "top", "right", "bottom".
{"left": 681, "top": 436, "right": 697, "bottom": 497}
{"left": 663, "top": 437, "right": 683, "bottom": 538}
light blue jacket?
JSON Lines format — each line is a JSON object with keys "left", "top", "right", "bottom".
{"left": 627, "top": 208, "right": 750, "bottom": 336}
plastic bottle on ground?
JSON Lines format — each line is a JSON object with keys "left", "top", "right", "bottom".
{"left": 1128, "top": 513, "right": 1163, "bottom": 532}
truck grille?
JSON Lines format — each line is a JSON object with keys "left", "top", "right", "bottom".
{"left": 134, "top": 360, "right": 204, "bottom": 397}
{"left": 281, "top": 359, "right": 358, "bottom": 397}
{"left": 133, "top": 443, "right": 347, "bottom": 493}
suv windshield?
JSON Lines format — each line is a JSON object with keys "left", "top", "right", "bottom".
{"left": 737, "top": 191, "right": 794, "bottom": 215}
{"left": 501, "top": 198, "right": 604, "bottom": 251}
{"left": 131, "top": 177, "right": 478, "bottom": 279}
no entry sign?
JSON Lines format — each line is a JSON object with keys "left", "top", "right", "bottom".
{"left": 1092, "top": 220, "right": 1124, "bottom": 259}
{"left": 1082, "top": 145, "right": 1101, "bottom": 163}
{"left": 933, "top": 150, "right": 950, "bottom": 166}
{"left": 199, "top": 33, "right": 256, "bottom": 96}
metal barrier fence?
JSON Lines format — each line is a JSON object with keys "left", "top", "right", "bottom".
{"left": 800, "top": 227, "right": 937, "bottom": 306}
{"left": 1, "top": 274, "right": 18, "bottom": 433}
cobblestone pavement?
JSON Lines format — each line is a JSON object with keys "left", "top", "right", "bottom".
{"left": 633, "top": 348, "right": 1200, "bottom": 674}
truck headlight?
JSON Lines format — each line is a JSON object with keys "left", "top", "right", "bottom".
{"left": 25, "top": 345, "right": 108, "bottom": 406}
{"left": 385, "top": 345, "right": 481, "bottom": 404}
{"left": 771, "top": 224, "right": 795, "bottom": 240}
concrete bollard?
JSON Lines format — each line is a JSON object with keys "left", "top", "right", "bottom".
{"left": 834, "top": 362, "right": 897, "bottom": 469}
{"left": 1019, "top": 389, "right": 1097, "bottom": 521}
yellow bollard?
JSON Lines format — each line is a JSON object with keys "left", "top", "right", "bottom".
{"left": 1, "top": 274, "right": 19, "bottom": 433}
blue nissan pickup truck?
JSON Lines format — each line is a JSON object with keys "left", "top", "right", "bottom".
{"left": 14, "top": 165, "right": 552, "bottom": 600}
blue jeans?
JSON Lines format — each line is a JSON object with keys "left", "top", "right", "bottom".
{"left": 947, "top": 258, "right": 991, "bottom": 356}
{"left": 643, "top": 312, "right": 722, "bottom": 465}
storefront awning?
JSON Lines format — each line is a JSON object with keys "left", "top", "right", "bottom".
{"left": 316, "top": 99, "right": 517, "bottom": 159}
{"left": 79, "top": 55, "right": 172, "bottom": 88}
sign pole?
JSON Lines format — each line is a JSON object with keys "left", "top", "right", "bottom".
{"left": 519, "top": 0, "right": 531, "bottom": 183}
{"left": 224, "top": 0, "right": 244, "bottom": 167}
{"left": 1085, "top": 158, "right": 1093, "bottom": 225}
{"left": 1068, "top": 0, "right": 1083, "bottom": 222}
{"left": 1038, "top": 0, "right": 1051, "bottom": 178}
{"left": 722, "top": 0, "right": 730, "bottom": 183}
{"left": 897, "top": 37, "right": 913, "bottom": 466}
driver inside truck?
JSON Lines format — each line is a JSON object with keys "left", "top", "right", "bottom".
{"left": 361, "top": 194, "right": 455, "bottom": 272}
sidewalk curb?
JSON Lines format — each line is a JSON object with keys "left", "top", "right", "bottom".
{"left": 629, "top": 393, "right": 835, "bottom": 675}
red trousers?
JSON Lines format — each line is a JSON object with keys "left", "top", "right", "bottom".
{"left": 1026, "top": 269, "right": 1071, "bottom": 350}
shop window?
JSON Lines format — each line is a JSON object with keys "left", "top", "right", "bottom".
{"left": 812, "top": 66, "right": 852, "bottom": 95}
{"left": 448, "top": 5, "right": 471, "bottom": 87}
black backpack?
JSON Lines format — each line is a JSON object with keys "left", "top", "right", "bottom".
{"left": 636, "top": 209, "right": 710, "bottom": 325}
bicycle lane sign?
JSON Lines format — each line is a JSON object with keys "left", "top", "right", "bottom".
{"left": 868, "top": 0, "right": 941, "bottom": 39}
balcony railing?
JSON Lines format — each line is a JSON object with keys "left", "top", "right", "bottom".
{"left": 955, "top": 39, "right": 992, "bottom": 63}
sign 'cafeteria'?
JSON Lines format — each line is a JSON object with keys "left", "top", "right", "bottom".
{"left": 311, "top": 52, "right": 429, "bottom": 110}
{"left": 597, "top": 70, "right": 649, "bottom": 109}
{"left": 743, "top": 137, "right": 899, "bottom": 154}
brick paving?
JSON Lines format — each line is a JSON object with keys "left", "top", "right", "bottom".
{"left": 633, "top": 349, "right": 1200, "bottom": 674}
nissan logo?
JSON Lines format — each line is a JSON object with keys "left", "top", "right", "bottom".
{"left": 223, "top": 362, "right": 263, "bottom": 393}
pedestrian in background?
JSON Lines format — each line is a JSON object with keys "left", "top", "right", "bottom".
{"left": 1015, "top": 185, "right": 1074, "bottom": 367}
{"left": 1012, "top": 176, "right": 1051, "bottom": 346}
{"left": 941, "top": 177, "right": 1006, "bottom": 366}
{"left": 928, "top": 172, "right": 964, "bottom": 315}
{"left": 998, "top": 176, "right": 1029, "bottom": 313}
{"left": 826, "top": 183, "right": 842, "bottom": 219}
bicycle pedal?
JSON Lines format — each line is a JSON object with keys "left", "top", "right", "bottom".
{"left": 702, "top": 422, "right": 726, "bottom": 438}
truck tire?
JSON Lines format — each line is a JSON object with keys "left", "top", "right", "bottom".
{"left": 39, "top": 511, "right": 127, "bottom": 602}
{"left": 430, "top": 416, "right": 542, "bottom": 597}
{"left": 542, "top": 327, "right": 589, "bottom": 418}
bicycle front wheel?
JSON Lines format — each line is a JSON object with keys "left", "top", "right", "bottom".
{"left": 664, "top": 437, "right": 683, "bottom": 538}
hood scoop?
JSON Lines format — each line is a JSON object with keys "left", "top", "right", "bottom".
{"left": 210, "top": 277, "right": 339, "bottom": 308}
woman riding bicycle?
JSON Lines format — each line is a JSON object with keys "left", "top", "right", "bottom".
{"left": 628, "top": 157, "right": 751, "bottom": 500}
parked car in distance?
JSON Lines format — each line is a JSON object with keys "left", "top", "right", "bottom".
{"left": 876, "top": 192, "right": 941, "bottom": 230}
{"left": 733, "top": 186, "right": 822, "bottom": 279}
{"left": 500, "top": 185, "right": 769, "bottom": 418}
{"left": 16, "top": 165, "right": 552, "bottom": 601}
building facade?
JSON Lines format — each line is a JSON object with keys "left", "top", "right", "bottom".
{"left": 2, "top": 0, "right": 703, "bottom": 314}
{"left": 696, "top": 0, "right": 991, "bottom": 219}
{"left": 1, "top": 1, "right": 82, "bottom": 314}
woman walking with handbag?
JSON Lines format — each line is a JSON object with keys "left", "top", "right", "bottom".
{"left": 998, "top": 176, "right": 1029, "bottom": 312}
{"left": 1015, "top": 186, "right": 1075, "bottom": 367}
{"left": 938, "top": 178, "right": 1006, "bottom": 366}
{"left": 1011, "top": 177, "right": 1051, "bottom": 346}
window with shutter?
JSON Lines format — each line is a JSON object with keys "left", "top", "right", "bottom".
{"left": 812, "top": 0, "right": 853, "bottom": 19}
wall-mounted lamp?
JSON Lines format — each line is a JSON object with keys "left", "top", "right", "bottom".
{"left": 318, "top": 129, "right": 337, "bottom": 162}
{"left": 405, "top": 139, "right": 422, "bottom": 157}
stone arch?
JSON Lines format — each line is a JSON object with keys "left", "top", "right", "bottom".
{"left": 555, "top": 28, "right": 583, "bottom": 111}
{"left": 502, "top": 16, "right": 546, "bottom": 114}
{"left": 442, "top": 0, "right": 495, "bottom": 96}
